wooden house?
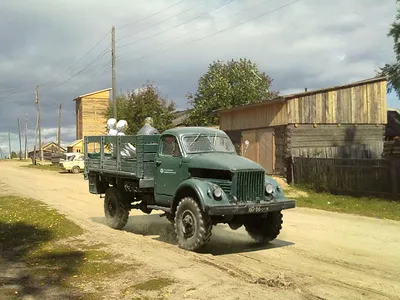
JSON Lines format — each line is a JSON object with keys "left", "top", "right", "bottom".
{"left": 28, "top": 142, "right": 66, "bottom": 161}
{"left": 217, "top": 76, "right": 388, "bottom": 175}
{"left": 66, "top": 139, "right": 83, "bottom": 153}
{"left": 74, "top": 88, "right": 111, "bottom": 152}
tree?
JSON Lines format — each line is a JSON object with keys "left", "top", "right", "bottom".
{"left": 106, "top": 81, "right": 176, "bottom": 134}
{"left": 11, "top": 151, "right": 17, "bottom": 159}
{"left": 184, "top": 58, "right": 279, "bottom": 126}
{"left": 378, "top": 0, "right": 400, "bottom": 97}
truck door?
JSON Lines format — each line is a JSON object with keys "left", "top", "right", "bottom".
{"left": 154, "top": 135, "right": 183, "bottom": 204}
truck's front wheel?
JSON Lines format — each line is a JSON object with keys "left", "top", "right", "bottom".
{"left": 174, "top": 197, "right": 212, "bottom": 251}
{"left": 104, "top": 187, "right": 129, "bottom": 230}
{"left": 244, "top": 211, "right": 283, "bottom": 244}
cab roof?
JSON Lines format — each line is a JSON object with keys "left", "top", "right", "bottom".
{"left": 163, "top": 126, "right": 226, "bottom": 137}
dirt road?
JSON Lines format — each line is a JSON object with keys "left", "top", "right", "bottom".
{"left": 1, "top": 161, "right": 399, "bottom": 300}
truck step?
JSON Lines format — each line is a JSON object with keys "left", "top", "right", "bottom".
{"left": 147, "top": 205, "right": 171, "bottom": 213}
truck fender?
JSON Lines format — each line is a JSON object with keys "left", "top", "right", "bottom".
{"left": 171, "top": 178, "right": 215, "bottom": 213}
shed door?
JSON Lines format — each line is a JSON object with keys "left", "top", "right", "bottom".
{"left": 241, "top": 130, "right": 258, "bottom": 163}
{"left": 241, "top": 128, "right": 275, "bottom": 174}
{"left": 257, "top": 128, "right": 275, "bottom": 175}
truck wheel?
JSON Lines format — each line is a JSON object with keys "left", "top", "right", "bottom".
{"left": 104, "top": 187, "right": 129, "bottom": 230}
{"left": 244, "top": 211, "right": 283, "bottom": 244}
{"left": 71, "top": 166, "right": 80, "bottom": 174}
{"left": 174, "top": 197, "right": 212, "bottom": 251}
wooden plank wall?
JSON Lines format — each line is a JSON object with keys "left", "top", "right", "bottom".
{"left": 81, "top": 97, "right": 109, "bottom": 138}
{"left": 219, "top": 102, "right": 288, "bottom": 131}
{"left": 287, "top": 80, "right": 387, "bottom": 124}
{"left": 291, "top": 157, "right": 400, "bottom": 200}
{"left": 289, "top": 124, "right": 385, "bottom": 159}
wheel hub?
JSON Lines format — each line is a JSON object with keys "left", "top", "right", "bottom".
{"left": 181, "top": 210, "right": 196, "bottom": 238}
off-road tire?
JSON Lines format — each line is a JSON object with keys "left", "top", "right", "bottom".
{"left": 104, "top": 187, "right": 129, "bottom": 230}
{"left": 174, "top": 197, "right": 212, "bottom": 251}
{"left": 244, "top": 211, "right": 283, "bottom": 244}
{"left": 71, "top": 166, "right": 80, "bottom": 174}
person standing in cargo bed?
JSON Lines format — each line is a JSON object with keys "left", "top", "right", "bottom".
{"left": 137, "top": 117, "right": 159, "bottom": 135}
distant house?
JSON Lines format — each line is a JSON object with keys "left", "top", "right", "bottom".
{"left": 217, "top": 76, "right": 388, "bottom": 175}
{"left": 28, "top": 142, "right": 66, "bottom": 161}
{"left": 66, "top": 139, "right": 83, "bottom": 153}
{"left": 172, "top": 109, "right": 192, "bottom": 127}
{"left": 171, "top": 109, "right": 219, "bottom": 129}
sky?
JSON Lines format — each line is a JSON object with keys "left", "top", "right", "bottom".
{"left": 0, "top": 0, "right": 398, "bottom": 157}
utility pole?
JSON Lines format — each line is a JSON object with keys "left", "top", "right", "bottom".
{"left": 58, "top": 103, "right": 62, "bottom": 153}
{"left": 35, "top": 85, "right": 43, "bottom": 162}
{"left": 24, "top": 114, "right": 28, "bottom": 159}
{"left": 33, "top": 113, "right": 38, "bottom": 164}
{"left": 8, "top": 132, "right": 11, "bottom": 159}
{"left": 111, "top": 25, "right": 117, "bottom": 120}
{"left": 17, "top": 118, "right": 22, "bottom": 160}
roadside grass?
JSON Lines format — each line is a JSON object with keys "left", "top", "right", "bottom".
{"left": 22, "top": 163, "right": 61, "bottom": 172}
{"left": 0, "top": 195, "right": 153, "bottom": 299}
{"left": 285, "top": 186, "right": 400, "bottom": 221}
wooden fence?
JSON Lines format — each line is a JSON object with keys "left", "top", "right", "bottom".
{"left": 290, "top": 157, "right": 400, "bottom": 200}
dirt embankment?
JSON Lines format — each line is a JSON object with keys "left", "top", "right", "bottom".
{"left": 0, "top": 161, "right": 399, "bottom": 300}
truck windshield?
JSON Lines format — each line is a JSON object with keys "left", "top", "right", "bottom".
{"left": 182, "top": 133, "right": 236, "bottom": 154}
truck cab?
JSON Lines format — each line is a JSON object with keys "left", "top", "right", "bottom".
{"left": 84, "top": 127, "right": 295, "bottom": 251}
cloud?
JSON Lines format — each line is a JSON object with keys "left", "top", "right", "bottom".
{"left": 0, "top": 0, "right": 397, "bottom": 156}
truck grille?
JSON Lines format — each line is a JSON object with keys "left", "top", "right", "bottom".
{"left": 235, "top": 171, "right": 264, "bottom": 202}
{"left": 209, "top": 180, "right": 231, "bottom": 194}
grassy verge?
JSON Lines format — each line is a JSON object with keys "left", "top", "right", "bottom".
{"left": 22, "top": 164, "right": 62, "bottom": 172}
{"left": 285, "top": 186, "right": 400, "bottom": 221}
{"left": 0, "top": 195, "right": 174, "bottom": 299}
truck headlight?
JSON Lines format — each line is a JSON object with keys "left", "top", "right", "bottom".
{"left": 265, "top": 183, "right": 274, "bottom": 194}
{"left": 213, "top": 187, "right": 223, "bottom": 199}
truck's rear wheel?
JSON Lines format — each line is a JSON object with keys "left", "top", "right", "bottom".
{"left": 71, "top": 166, "right": 80, "bottom": 174}
{"left": 174, "top": 197, "right": 212, "bottom": 251}
{"left": 244, "top": 211, "right": 283, "bottom": 244}
{"left": 104, "top": 187, "right": 129, "bottom": 230}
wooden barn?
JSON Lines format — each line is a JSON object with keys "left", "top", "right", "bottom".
{"left": 74, "top": 88, "right": 111, "bottom": 152}
{"left": 217, "top": 76, "right": 388, "bottom": 176}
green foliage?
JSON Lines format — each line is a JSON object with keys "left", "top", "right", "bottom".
{"left": 184, "top": 58, "right": 279, "bottom": 126}
{"left": 106, "top": 81, "right": 176, "bottom": 134}
{"left": 378, "top": 0, "right": 400, "bottom": 97}
{"left": 11, "top": 151, "right": 17, "bottom": 159}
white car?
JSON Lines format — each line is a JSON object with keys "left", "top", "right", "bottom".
{"left": 59, "top": 152, "right": 84, "bottom": 174}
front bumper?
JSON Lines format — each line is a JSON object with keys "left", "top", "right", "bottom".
{"left": 204, "top": 199, "right": 296, "bottom": 216}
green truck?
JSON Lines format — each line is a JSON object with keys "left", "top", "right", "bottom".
{"left": 83, "top": 127, "right": 295, "bottom": 251}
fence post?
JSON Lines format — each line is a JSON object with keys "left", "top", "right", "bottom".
{"left": 286, "top": 156, "right": 294, "bottom": 185}
{"left": 391, "top": 160, "right": 398, "bottom": 200}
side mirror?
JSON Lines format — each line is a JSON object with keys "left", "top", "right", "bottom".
{"left": 243, "top": 140, "right": 249, "bottom": 155}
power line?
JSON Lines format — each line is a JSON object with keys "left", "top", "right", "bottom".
{"left": 117, "top": 0, "right": 266, "bottom": 57}
{"left": 117, "top": 0, "right": 234, "bottom": 50}
{"left": 0, "top": 31, "right": 110, "bottom": 96}
{"left": 118, "top": 0, "right": 188, "bottom": 30}
{"left": 119, "top": 0, "right": 301, "bottom": 65}
{"left": 118, "top": 0, "right": 208, "bottom": 41}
